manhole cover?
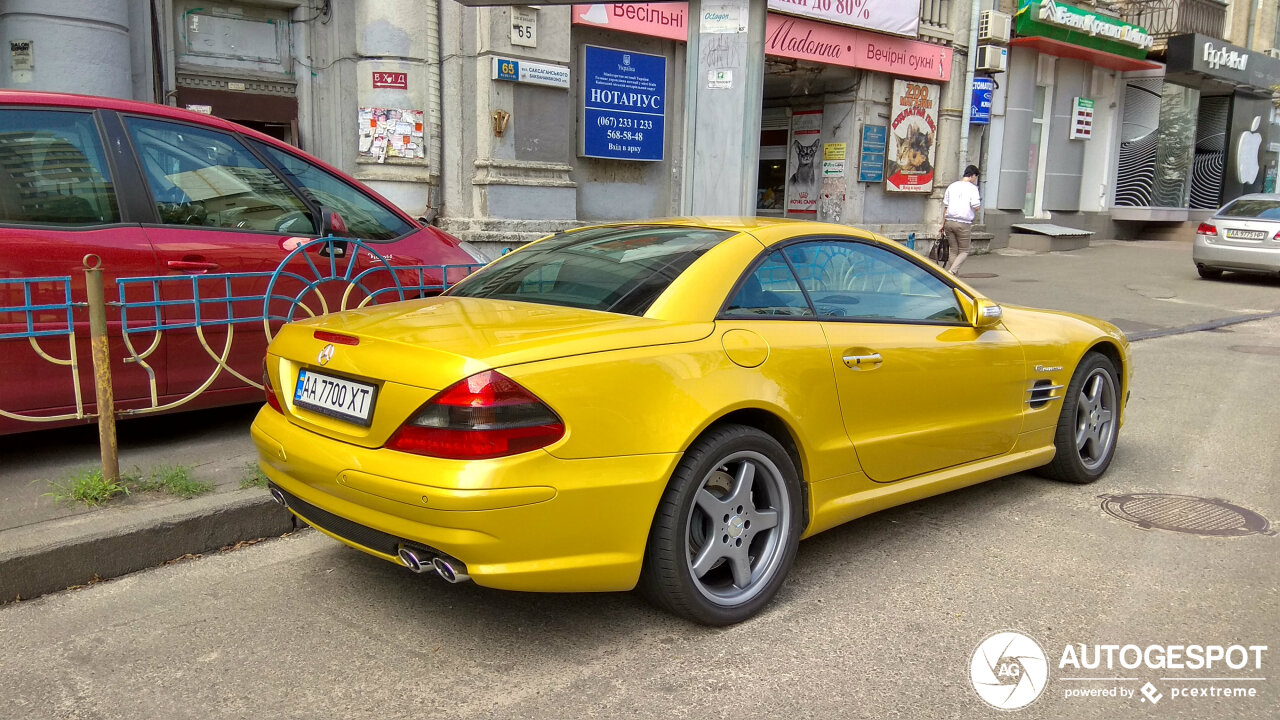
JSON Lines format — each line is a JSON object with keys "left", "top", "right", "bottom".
{"left": 1230, "top": 345, "right": 1280, "bottom": 356}
{"left": 1099, "top": 494, "right": 1273, "bottom": 537}
{"left": 960, "top": 272, "right": 998, "bottom": 279}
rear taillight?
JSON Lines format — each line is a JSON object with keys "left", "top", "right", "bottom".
{"left": 264, "top": 366, "right": 283, "bottom": 413}
{"left": 385, "top": 371, "right": 564, "bottom": 459}
{"left": 1196, "top": 222, "right": 1217, "bottom": 235}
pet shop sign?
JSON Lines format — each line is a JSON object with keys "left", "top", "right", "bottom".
{"left": 886, "top": 80, "right": 939, "bottom": 193}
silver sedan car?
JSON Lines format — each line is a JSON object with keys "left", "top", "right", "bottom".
{"left": 1193, "top": 193, "right": 1280, "bottom": 279}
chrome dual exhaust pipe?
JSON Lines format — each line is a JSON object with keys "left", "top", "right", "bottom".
{"left": 268, "top": 487, "right": 287, "bottom": 507}
{"left": 396, "top": 545, "right": 470, "bottom": 583}
{"left": 431, "top": 556, "right": 470, "bottom": 584}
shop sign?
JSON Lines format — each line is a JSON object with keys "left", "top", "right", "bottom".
{"left": 766, "top": 13, "right": 951, "bottom": 81}
{"left": 580, "top": 45, "right": 666, "bottom": 161}
{"left": 858, "top": 125, "right": 887, "bottom": 183}
{"left": 1166, "top": 34, "right": 1280, "bottom": 92}
{"left": 700, "top": 3, "right": 743, "bottom": 33}
{"left": 970, "top": 77, "right": 994, "bottom": 125}
{"left": 1015, "top": 0, "right": 1152, "bottom": 60}
{"left": 768, "top": 0, "right": 919, "bottom": 39}
{"left": 885, "top": 79, "right": 938, "bottom": 193}
{"left": 372, "top": 72, "right": 408, "bottom": 90}
{"left": 491, "top": 57, "right": 571, "bottom": 89}
{"left": 1069, "top": 97, "right": 1094, "bottom": 140}
{"left": 572, "top": 4, "right": 687, "bottom": 42}
{"left": 786, "top": 109, "right": 823, "bottom": 214}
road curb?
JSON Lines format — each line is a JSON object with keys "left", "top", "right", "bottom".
{"left": 0, "top": 491, "right": 295, "bottom": 603}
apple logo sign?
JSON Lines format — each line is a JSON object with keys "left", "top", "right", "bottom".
{"left": 1237, "top": 115, "right": 1262, "bottom": 184}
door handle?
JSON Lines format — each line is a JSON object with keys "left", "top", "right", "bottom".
{"left": 842, "top": 353, "right": 882, "bottom": 368}
{"left": 167, "top": 260, "right": 220, "bottom": 272}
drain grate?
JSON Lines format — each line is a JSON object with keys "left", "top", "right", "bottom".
{"left": 1099, "top": 494, "right": 1273, "bottom": 537}
{"left": 1229, "top": 345, "right": 1280, "bottom": 356}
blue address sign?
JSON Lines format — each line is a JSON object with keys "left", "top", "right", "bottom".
{"left": 581, "top": 45, "right": 666, "bottom": 162}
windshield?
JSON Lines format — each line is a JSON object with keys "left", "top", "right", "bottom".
{"left": 446, "top": 225, "right": 734, "bottom": 316}
{"left": 1218, "top": 198, "right": 1280, "bottom": 220}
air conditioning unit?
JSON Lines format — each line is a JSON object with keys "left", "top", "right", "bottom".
{"left": 979, "top": 10, "right": 1012, "bottom": 44}
{"left": 1266, "top": 47, "right": 1280, "bottom": 59}
{"left": 977, "top": 45, "right": 1009, "bottom": 73}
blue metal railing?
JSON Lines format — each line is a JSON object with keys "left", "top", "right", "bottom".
{"left": 0, "top": 276, "right": 76, "bottom": 340}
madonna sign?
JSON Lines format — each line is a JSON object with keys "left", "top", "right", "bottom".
{"left": 885, "top": 79, "right": 939, "bottom": 193}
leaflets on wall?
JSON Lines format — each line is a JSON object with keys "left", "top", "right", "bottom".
{"left": 785, "top": 109, "right": 823, "bottom": 215}
{"left": 359, "top": 107, "right": 425, "bottom": 163}
{"left": 885, "top": 80, "right": 938, "bottom": 193}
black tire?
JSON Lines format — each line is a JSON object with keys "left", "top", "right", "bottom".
{"left": 639, "top": 424, "right": 802, "bottom": 626}
{"left": 1039, "top": 352, "right": 1121, "bottom": 484}
{"left": 1196, "top": 265, "right": 1223, "bottom": 280}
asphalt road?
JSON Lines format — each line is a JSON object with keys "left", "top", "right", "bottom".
{"left": 1, "top": 275, "right": 1277, "bottom": 718}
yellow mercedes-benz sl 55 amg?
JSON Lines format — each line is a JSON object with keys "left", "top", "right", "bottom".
{"left": 253, "top": 218, "right": 1130, "bottom": 625}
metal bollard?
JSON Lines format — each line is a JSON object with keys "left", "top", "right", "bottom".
{"left": 83, "top": 255, "right": 119, "bottom": 483}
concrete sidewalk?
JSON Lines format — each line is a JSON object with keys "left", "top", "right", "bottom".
{"left": 3, "top": 236, "right": 1279, "bottom": 603}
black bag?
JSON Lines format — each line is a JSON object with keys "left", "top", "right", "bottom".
{"left": 930, "top": 229, "right": 950, "bottom": 266}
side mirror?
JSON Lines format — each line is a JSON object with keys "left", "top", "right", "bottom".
{"left": 973, "top": 298, "right": 1003, "bottom": 329}
{"left": 320, "top": 207, "right": 349, "bottom": 237}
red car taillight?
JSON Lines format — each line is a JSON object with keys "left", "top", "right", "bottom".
{"left": 385, "top": 370, "right": 564, "bottom": 459}
{"left": 263, "top": 366, "right": 283, "bottom": 413}
{"left": 1196, "top": 222, "right": 1217, "bottom": 235}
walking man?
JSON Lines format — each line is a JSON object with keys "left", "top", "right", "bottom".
{"left": 941, "top": 165, "right": 981, "bottom": 274}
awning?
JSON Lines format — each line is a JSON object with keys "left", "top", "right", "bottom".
{"left": 1010, "top": 36, "right": 1162, "bottom": 72}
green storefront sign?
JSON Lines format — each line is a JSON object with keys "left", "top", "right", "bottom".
{"left": 1015, "top": 0, "right": 1153, "bottom": 60}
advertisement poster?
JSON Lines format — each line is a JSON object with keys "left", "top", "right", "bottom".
{"left": 786, "top": 109, "right": 823, "bottom": 215}
{"left": 767, "top": 0, "right": 920, "bottom": 38}
{"left": 885, "top": 80, "right": 938, "bottom": 193}
{"left": 358, "top": 108, "right": 424, "bottom": 162}
{"left": 580, "top": 45, "right": 666, "bottom": 161}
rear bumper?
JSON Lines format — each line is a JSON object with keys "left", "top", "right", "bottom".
{"left": 1193, "top": 236, "right": 1280, "bottom": 273}
{"left": 251, "top": 406, "right": 679, "bottom": 592}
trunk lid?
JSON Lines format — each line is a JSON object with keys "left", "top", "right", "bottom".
{"left": 267, "top": 296, "right": 713, "bottom": 446}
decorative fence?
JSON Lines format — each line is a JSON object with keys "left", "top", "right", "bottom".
{"left": 0, "top": 238, "right": 482, "bottom": 430}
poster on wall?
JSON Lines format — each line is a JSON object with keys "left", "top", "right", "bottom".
{"left": 359, "top": 107, "right": 425, "bottom": 162}
{"left": 786, "top": 109, "right": 823, "bottom": 215}
{"left": 885, "top": 80, "right": 938, "bottom": 193}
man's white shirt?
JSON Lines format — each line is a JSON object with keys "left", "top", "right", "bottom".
{"left": 943, "top": 180, "right": 981, "bottom": 224}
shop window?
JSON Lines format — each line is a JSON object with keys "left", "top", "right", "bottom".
{"left": 0, "top": 110, "right": 120, "bottom": 226}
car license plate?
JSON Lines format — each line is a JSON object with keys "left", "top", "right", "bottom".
{"left": 1225, "top": 229, "right": 1267, "bottom": 240}
{"left": 294, "top": 369, "right": 377, "bottom": 426}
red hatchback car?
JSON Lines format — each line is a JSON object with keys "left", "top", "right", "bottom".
{"left": 0, "top": 91, "right": 483, "bottom": 435}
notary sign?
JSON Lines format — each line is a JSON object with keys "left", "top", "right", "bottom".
{"left": 580, "top": 45, "right": 666, "bottom": 162}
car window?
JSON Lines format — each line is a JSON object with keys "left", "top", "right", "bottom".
{"left": 782, "top": 240, "right": 964, "bottom": 323}
{"left": 124, "top": 116, "right": 314, "bottom": 234}
{"left": 250, "top": 140, "right": 412, "bottom": 241}
{"left": 723, "top": 251, "right": 813, "bottom": 317}
{"left": 1218, "top": 198, "right": 1280, "bottom": 220}
{"left": 448, "top": 225, "right": 733, "bottom": 316}
{"left": 0, "top": 109, "right": 120, "bottom": 226}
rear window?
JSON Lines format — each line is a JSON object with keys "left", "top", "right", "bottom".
{"left": 446, "top": 225, "right": 734, "bottom": 315}
{"left": 1219, "top": 198, "right": 1280, "bottom": 220}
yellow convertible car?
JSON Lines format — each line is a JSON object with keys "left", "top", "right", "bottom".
{"left": 253, "top": 218, "right": 1130, "bottom": 625}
